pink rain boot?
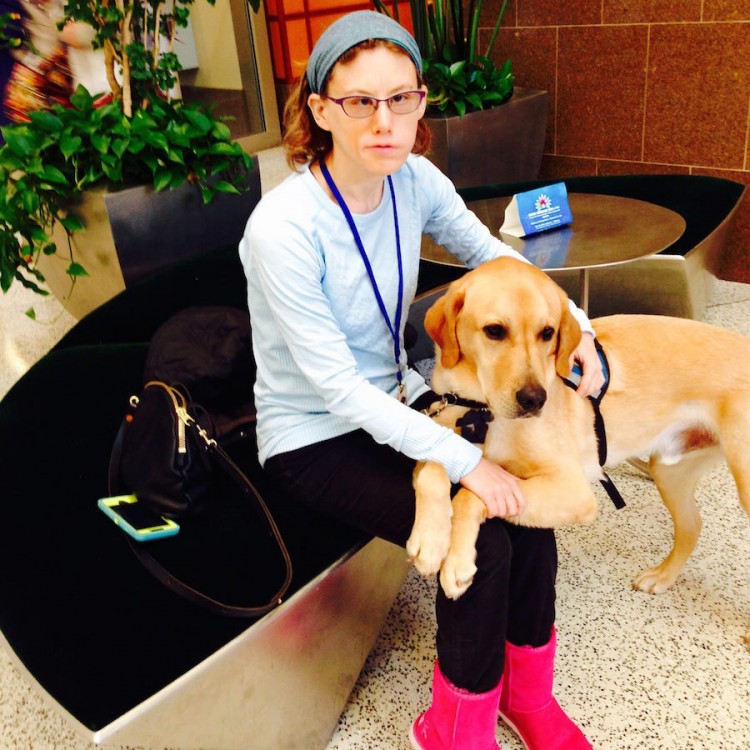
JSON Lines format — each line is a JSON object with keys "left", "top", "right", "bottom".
{"left": 410, "top": 661, "right": 504, "bottom": 750}
{"left": 498, "top": 627, "right": 592, "bottom": 749}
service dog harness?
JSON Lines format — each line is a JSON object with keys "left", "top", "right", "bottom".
{"left": 561, "top": 341, "right": 626, "bottom": 509}
{"left": 426, "top": 341, "right": 626, "bottom": 510}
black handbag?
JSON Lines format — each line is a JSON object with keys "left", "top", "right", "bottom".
{"left": 108, "top": 380, "right": 292, "bottom": 618}
{"left": 110, "top": 381, "right": 214, "bottom": 519}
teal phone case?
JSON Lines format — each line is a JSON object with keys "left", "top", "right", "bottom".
{"left": 97, "top": 496, "right": 180, "bottom": 542}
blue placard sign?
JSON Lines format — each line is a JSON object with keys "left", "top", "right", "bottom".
{"left": 500, "top": 182, "right": 573, "bottom": 238}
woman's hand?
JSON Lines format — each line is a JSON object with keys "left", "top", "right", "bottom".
{"left": 571, "top": 332, "right": 605, "bottom": 398}
{"left": 460, "top": 458, "right": 526, "bottom": 519}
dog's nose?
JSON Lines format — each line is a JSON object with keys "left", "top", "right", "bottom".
{"left": 516, "top": 384, "right": 547, "bottom": 415}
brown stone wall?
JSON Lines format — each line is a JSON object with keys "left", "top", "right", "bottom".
{"left": 480, "top": 1, "right": 750, "bottom": 282}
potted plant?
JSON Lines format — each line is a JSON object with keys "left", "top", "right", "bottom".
{"left": 373, "top": 0, "right": 548, "bottom": 189}
{"left": 0, "top": 0, "right": 261, "bottom": 317}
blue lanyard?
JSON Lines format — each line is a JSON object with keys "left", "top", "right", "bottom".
{"left": 318, "top": 160, "right": 407, "bottom": 402}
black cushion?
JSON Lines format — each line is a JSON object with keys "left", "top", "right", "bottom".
{"left": 0, "top": 343, "right": 365, "bottom": 729}
{"left": 53, "top": 243, "right": 249, "bottom": 352}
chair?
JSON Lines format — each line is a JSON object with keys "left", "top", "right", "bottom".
{"left": 0, "top": 245, "right": 409, "bottom": 749}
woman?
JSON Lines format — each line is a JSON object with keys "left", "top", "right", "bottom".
{"left": 240, "top": 11, "right": 602, "bottom": 749}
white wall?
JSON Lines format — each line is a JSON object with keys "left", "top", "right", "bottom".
{"left": 181, "top": 0, "right": 243, "bottom": 90}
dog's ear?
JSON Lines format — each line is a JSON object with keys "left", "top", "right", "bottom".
{"left": 555, "top": 298, "right": 582, "bottom": 378}
{"left": 425, "top": 286, "right": 466, "bottom": 368}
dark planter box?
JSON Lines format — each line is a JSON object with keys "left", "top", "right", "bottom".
{"left": 42, "top": 162, "right": 261, "bottom": 319}
{"left": 426, "top": 88, "right": 548, "bottom": 189}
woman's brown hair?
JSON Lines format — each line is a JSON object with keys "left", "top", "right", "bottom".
{"left": 282, "top": 39, "right": 431, "bottom": 171}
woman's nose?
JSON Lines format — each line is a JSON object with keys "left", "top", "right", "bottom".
{"left": 372, "top": 100, "right": 394, "bottom": 130}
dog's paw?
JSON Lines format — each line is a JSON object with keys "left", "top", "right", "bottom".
{"left": 439, "top": 549, "right": 478, "bottom": 600}
{"left": 631, "top": 565, "right": 677, "bottom": 595}
{"left": 407, "top": 521, "right": 452, "bottom": 577}
{"left": 512, "top": 496, "right": 598, "bottom": 528}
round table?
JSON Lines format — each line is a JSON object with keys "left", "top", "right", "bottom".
{"left": 422, "top": 193, "right": 687, "bottom": 313}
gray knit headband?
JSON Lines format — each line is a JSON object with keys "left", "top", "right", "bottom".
{"left": 306, "top": 11, "right": 422, "bottom": 94}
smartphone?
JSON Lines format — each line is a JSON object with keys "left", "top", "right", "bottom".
{"left": 98, "top": 495, "right": 180, "bottom": 542}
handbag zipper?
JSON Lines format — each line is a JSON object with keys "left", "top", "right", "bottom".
{"left": 145, "top": 381, "right": 189, "bottom": 454}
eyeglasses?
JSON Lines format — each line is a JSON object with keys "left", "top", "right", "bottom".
{"left": 323, "top": 90, "right": 426, "bottom": 119}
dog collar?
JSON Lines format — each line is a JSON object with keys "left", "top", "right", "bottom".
{"left": 423, "top": 393, "right": 494, "bottom": 443}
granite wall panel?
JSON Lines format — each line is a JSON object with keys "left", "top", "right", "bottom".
{"left": 478, "top": 0, "right": 750, "bottom": 281}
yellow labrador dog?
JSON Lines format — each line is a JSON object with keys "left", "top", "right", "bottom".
{"left": 407, "top": 256, "right": 750, "bottom": 645}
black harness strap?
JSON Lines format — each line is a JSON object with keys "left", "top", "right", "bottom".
{"left": 562, "top": 340, "right": 626, "bottom": 510}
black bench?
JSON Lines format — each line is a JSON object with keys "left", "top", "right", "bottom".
{"left": 0, "top": 245, "right": 412, "bottom": 749}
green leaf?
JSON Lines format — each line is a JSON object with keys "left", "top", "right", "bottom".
{"left": 131, "top": 111, "right": 159, "bottom": 133}
{"left": 167, "top": 149, "right": 185, "bottom": 165}
{"left": 59, "top": 214, "right": 85, "bottom": 231}
{"left": 145, "top": 130, "right": 169, "bottom": 151}
{"left": 25, "top": 307, "right": 37, "bottom": 320}
{"left": 212, "top": 180, "right": 241, "bottom": 195}
{"left": 27, "top": 111, "right": 63, "bottom": 132}
{"left": 141, "top": 155, "right": 159, "bottom": 173}
{"left": 21, "top": 190, "right": 39, "bottom": 214}
{"left": 29, "top": 226, "right": 48, "bottom": 243}
{"left": 66, "top": 261, "right": 89, "bottom": 277}
{"left": 165, "top": 126, "right": 191, "bottom": 148}
{"left": 153, "top": 170, "right": 173, "bottom": 192}
{"left": 111, "top": 138, "right": 129, "bottom": 159}
{"left": 3, "top": 129, "right": 36, "bottom": 157}
{"left": 208, "top": 159, "right": 230, "bottom": 176}
{"left": 60, "top": 134, "right": 83, "bottom": 160}
{"left": 101, "top": 161, "right": 123, "bottom": 181}
{"left": 211, "top": 121, "right": 232, "bottom": 141}
{"left": 91, "top": 133, "right": 111, "bottom": 154}
{"left": 83, "top": 164, "right": 104, "bottom": 185}
{"left": 40, "top": 165, "right": 69, "bottom": 185}
{"left": 127, "top": 138, "right": 146, "bottom": 155}
{"left": 182, "top": 109, "right": 212, "bottom": 135}
{"left": 0, "top": 151, "right": 23, "bottom": 171}
{"left": 205, "top": 142, "right": 242, "bottom": 156}
{"left": 169, "top": 171, "right": 187, "bottom": 190}
{"left": 70, "top": 86, "right": 95, "bottom": 112}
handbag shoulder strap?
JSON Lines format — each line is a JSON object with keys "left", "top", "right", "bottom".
{"left": 110, "top": 387, "right": 293, "bottom": 618}
{"left": 129, "top": 438, "right": 293, "bottom": 618}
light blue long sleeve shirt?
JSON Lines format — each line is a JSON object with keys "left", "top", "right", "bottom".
{"left": 239, "top": 154, "right": 593, "bottom": 482}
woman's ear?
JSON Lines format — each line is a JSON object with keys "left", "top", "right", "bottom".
{"left": 417, "top": 84, "right": 428, "bottom": 118}
{"left": 307, "top": 94, "right": 331, "bottom": 132}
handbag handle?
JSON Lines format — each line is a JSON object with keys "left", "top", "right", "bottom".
{"left": 109, "top": 386, "right": 293, "bottom": 618}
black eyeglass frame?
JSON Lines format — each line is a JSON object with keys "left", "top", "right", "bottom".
{"left": 322, "top": 90, "right": 426, "bottom": 119}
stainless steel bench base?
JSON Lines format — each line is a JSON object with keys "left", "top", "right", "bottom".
{"left": 2, "top": 538, "right": 409, "bottom": 750}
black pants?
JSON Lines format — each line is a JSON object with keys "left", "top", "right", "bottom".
{"left": 264, "top": 409, "right": 557, "bottom": 693}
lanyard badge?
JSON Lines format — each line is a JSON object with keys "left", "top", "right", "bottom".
{"left": 319, "top": 161, "right": 407, "bottom": 403}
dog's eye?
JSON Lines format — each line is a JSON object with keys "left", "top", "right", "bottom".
{"left": 483, "top": 324, "right": 508, "bottom": 341}
{"left": 540, "top": 326, "right": 555, "bottom": 342}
